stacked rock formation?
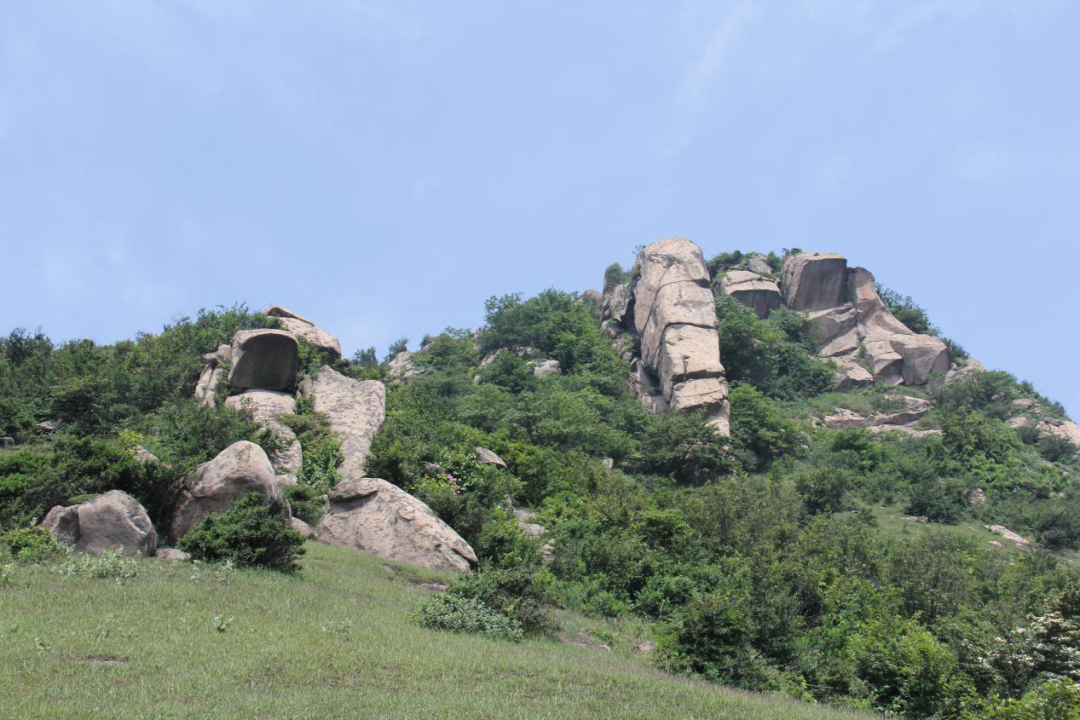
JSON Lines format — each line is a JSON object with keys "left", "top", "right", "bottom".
{"left": 782, "top": 254, "right": 949, "bottom": 387}
{"left": 602, "top": 238, "right": 730, "bottom": 436}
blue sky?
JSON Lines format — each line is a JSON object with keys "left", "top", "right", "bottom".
{"left": 2, "top": 1, "right": 1078, "bottom": 416}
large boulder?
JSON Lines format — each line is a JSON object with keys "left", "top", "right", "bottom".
{"left": 42, "top": 490, "right": 157, "bottom": 557}
{"left": 315, "top": 478, "right": 477, "bottom": 573}
{"left": 632, "top": 238, "right": 729, "bottom": 434}
{"left": 228, "top": 329, "right": 299, "bottom": 392}
{"left": 719, "top": 270, "right": 781, "bottom": 319}
{"left": 781, "top": 253, "right": 849, "bottom": 311}
{"left": 170, "top": 441, "right": 288, "bottom": 541}
{"left": 300, "top": 367, "right": 386, "bottom": 481}
{"left": 263, "top": 305, "right": 342, "bottom": 360}
{"left": 225, "top": 390, "right": 302, "bottom": 484}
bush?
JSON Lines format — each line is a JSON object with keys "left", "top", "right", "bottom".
{"left": 0, "top": 526, "right": 64, "bottom": 563}
{"left": 282, "top": 484, "right": 324, "bottom": 526}
{"left": 413, "top": 593, "right": 524, "bottom": 642}
{"left": 906, "top": 478, "right": 968, "bottom": 524}
{"left": 178, "top": 493, "right": 305, "bottom": 572}
{"left": 973, "top": 678, "right": 1080, "bottom": 720}
{"left": 449, "top": 564, "right": 555, "bottom": 635}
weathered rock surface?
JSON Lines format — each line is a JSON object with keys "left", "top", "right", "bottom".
{"left": 42, "top": 490, "right": 157, "bottom": 557}
{"left": 986, "top": 524, "right": 1030, "bottom": 548}
{"left": 155, "top": 548, "right": 191, "bottom": 561}
{"left": 315, "top": 478, "right": 478, "bottom": 573}
{"left": 781, "top": 253, "right": 849, "bottom": 311}
{"left": 300, "top": 367, "right": 386, "bottom": 481}
{"left": 225, "top": 390, "right": 302, "bottom": 484}
{"left": 832, "top": 358, "right": 874, "bottom": 390}
{"left": 0, "top": 437, "right": 13, "bottom": 449}
{"left": 601, "top": 282, "right": 634, "bottom": 327}
{"left": 719, "top": 270, "right": 781, "bottom": 319}
{"left": 531, "top": 359, "right": 562, "bottom": 377}
{"left": 290, "top": 517, "right": 315, "bottom": 539}
{"left": 170, "top": 441, "right": 288, "bottom": 541}
{"left": 513, "top": 508, "right": 546, "bottom": 538}
{"left": 228, "top": 329, "right": 299, "bottom": 392}
{"left": 1037, "top": 418, "right": 1080, "bottom": 450}
{"left": 788, "top": 261, "right": 949, "bottom": 388}
{"left": 632, "top": 238, "right": 730, "bottom": 435}
{"left": 475, "top": 447, "right": 508, "bottom": 469}
{"left": 386, "top": 351, "right": 425, "bottom": 384}
{"left": 745, "top": 254, "right": 774, "bottom": 276}
{"left": 36, "top": 419, "right": 61, "bottom": 433}
{"left": 194, "top": 344, "right": 231, "bottom": 408}
{"left": 263, "top": 305, "right": 342, "bottom": 360}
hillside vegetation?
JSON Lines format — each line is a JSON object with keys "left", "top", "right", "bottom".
{"left": 0, "top": 541, "right": 877, "bottom": 720}
{"left": 3, "top": 247, "right": 1080, "bottom": 718}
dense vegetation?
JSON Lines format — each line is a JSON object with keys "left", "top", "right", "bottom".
{"left": 3, "top": 253, "right": 1080, "bottom": 717}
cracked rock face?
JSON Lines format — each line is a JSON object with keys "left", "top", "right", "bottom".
{"left": 315, "top": 478, "right": 478, "bottom": 573}
{"left": 225, "top": 390, "right": 302, "bottom": 485}
{"left": 783, "top": 254, "right": 949, "bottom": 387}
{"left": 719, "top": 270, "right": 781, "bottom": 319}
{"left": 631, "top": 238, "right": 730, "bottom": 435}
{"left": 300, "top": 366, "right": 386, "bottom": 482}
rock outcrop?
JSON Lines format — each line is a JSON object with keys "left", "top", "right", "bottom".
{"left": 531, "top": 359, "right": 561, "bottom": 377}
{"left": 1036, "top": 418, "right": 1080, "bottom": 450}
{"left": 386, "top": 351, "right": 426, "bottom": 384}
{"left": 263, "top": 305, "right": 342, "bottom": 360}
{"left": 300, "top": 367, "right": 386, "bottom": 481}
{"left": 225, "top": 390, "right": 302, "bottom": 484}
{"left": 783, "top": 254, "right": 949, "bottom": 387}
{"left": 42, "top": 491, "right": 157, "bottom": 557}
{"left": 194, "top": 344, "right": 231, "bottom": 407}
{"left": 475, "top": 447, "right": 508, "bottom": 469}
{"left": 719, "top": 270, "right": 781, "bottom": 319}
{"left": 622, "top": 238, "right": 730, "bottom": 435}
{"left": 314, "top": 478, "right": 478, "bottom": 573}
{"left": 228, "top": 329, "right": 299, "bottom": 392}
{"left": 781, "top": 253, "right": 849, "bottom": 311}
{"left": 170, "top": 441, "right": 288, "bottom": 540}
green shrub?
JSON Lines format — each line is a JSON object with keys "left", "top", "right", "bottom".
{"left": 280, "top": 395, "right": 343, "bottom": 495}
{"left": 282, "top": 484, "right": 324, "bottom": 526}
{"left": 413, "top": 593, "right": 524, "bottom": 642}
{"left": 972, "top": 678, "right": 1080, "bottom": 720}
{"left": 178, "top": 493, "right": 305, "bottom": 572}
{"left": 449, "top": 564, "right": 554, "bottom": 636}
{"left": 906, "top": 478, "right": 968, "bottom": 524}
{"left": 0, "top": 526, "right": 64, "bottom": 563}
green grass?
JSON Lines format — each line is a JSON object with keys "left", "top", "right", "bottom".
{"left": 0, "top": 543, "right": 877, "bottom": 719}
{"left": 867, "top": 503, "right": 1029, "bottom": 551}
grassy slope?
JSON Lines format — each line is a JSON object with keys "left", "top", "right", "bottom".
{"left": 0, "top": 543, "right": 875, "bottom": 720}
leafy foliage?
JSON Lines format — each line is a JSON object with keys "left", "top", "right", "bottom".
{"left": 177, "top": 493, "right": 305, "bottom": 572}
{"left": 413, "top": 593, "right": 524, "bottom": 642}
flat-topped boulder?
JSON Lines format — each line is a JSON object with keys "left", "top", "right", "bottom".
{"left": 300, "top": 367, "right": 386, "bottom": 481}
{"left": 228, "top": 329, "right": 299, "bottom": 391}
{"left": 781, "top": 253, "right": 849, "bottom": 311}
{"left": 225, "top": 390, "right": 302, "bottom": 484}
{"left": 42, "top": 490, "right": 157, "bottom": 557}
{"left": 170, "top": 441, "right": 288, "bottom": 540}
{"left": 719, "top": 270, "right": 781, "bottom": 319}
{"left": 263, "top": 305, "right": 341, "bottom": 360}
{"left": 315, "top": 478, "right": 477, "bottom": 573}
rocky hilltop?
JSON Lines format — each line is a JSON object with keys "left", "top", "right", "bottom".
{"left": 600, "top": 239, "right": 959, "bottom": 438}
